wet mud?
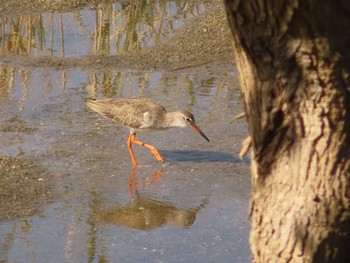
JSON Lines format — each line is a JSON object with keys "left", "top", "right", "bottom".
{"left": 0, "top": 156, "right": 51, "bottom": 222}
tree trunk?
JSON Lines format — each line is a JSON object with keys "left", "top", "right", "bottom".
{"left": 224, "top": 0, "right": 350, "bottom": 262}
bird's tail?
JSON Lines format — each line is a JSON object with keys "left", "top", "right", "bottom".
{"left": 85, "top": 97, "right": 96, "bottom": 103}
{"left": 85, "top": 98, "right": 110, "bottom": 117}
{"left": 85, "top": 97, "right": 99, "bottom": 113}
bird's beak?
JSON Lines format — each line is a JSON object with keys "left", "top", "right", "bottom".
{"left": 191, "top": 124, "right": 210, "bottom": 142}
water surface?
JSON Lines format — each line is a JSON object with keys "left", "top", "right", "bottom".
{"left": 0, "top": 1, "right": 251, "bottom": 262}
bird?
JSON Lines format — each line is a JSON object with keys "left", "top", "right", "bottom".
{"left": 85, "top": 97, "right": 210, "bottom": 166}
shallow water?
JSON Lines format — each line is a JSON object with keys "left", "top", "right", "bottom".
{"left": 0, "top": 1, "right": 203, "bottom": 56}
{"left": 0, "top": 1, "right": 251, "bottom": 262}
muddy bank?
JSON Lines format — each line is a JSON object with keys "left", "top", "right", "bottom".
{"left": 0, "top": 120, "right": 51, "bottom": 221}
{"left": 0, "top": 156, "right": 51, "bottom": 222}
{"left": 0, "top": 0, "right": 234, "bottom": 72}
{"left": 0, "top": 0, "right": 111, "bottom": 16}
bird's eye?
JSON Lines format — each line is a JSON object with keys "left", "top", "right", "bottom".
{"left": 185, "top": 117, "right": 192, "bottom": 123}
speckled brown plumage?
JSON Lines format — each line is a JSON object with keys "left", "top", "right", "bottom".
{"left": 85, "top": 97, "right": 209, "bottom": 165}
{"left": 86, "top": 97, "right": 166, "bottom": 131}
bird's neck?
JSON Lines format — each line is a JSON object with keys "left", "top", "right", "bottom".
{"left": 163, "top": 111, "right": 184, "bottom": 128}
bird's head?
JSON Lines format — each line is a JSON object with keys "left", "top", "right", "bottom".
{"left": 176, "top": 110, "right": 210, "bottom": 142}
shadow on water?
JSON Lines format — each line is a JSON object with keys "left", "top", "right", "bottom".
{"left": 90, "top": 167, "right": 208, "bottom": 231}
{"left": 83, "top": 166, "right": 211, "bottom": 262}
{"left": 91, "top": 194, "right": 207, "bottom": 230}
{"left": 161, "top": 149, "right": 248, "bottom": 163}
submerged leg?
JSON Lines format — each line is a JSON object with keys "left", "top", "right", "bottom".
{"left": 129, "top": 167, "right": 163, "bottom": 197}
{"left": 128, "top": 133, "right": 164, "bottom": 163}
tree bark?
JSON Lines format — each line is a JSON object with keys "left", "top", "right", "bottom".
{"left": 224, "top": 0, "right": 350, "bottom": 262}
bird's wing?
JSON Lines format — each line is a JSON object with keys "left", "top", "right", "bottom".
{"left": 85, "top": 98, "right": 165, "bottom": 129}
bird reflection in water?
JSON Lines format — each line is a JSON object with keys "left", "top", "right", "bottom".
{"left": 91, "top": 167, "right": 207, "bottom": 231}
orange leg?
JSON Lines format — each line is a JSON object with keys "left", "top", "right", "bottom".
{"left": 127, "top": 133, "right": 164, "bottom": 166}
{"left": 127, "top": 133, "right": 137, "bottom": 166}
